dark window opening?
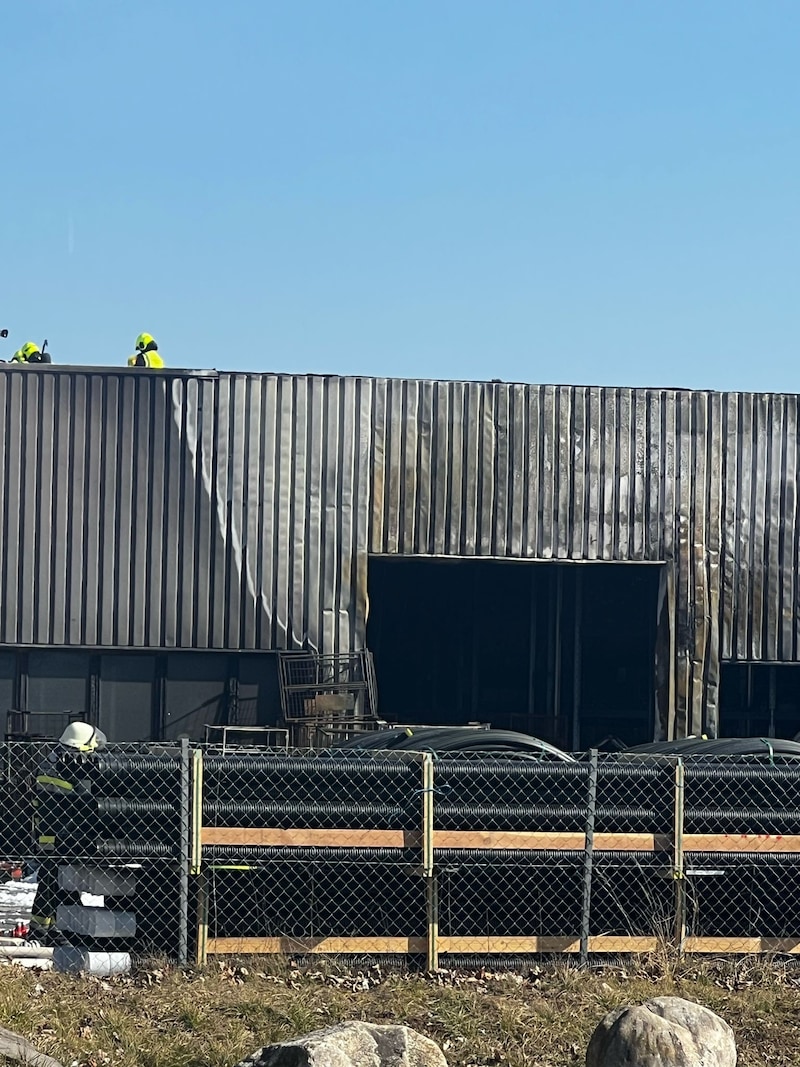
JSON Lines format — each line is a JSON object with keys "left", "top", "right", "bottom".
{"left": 237, "top": 655, "right": 282, "bottom": 728}
{"left": 367, "top": 558, "right": 661, "bottom": 751}
{"left": 720, "top": 664, "right": 800, "bottom": 740}
{"left": 1, "top": 650, "right": 281, "bottom": 743}
{"left": 99, "top": 655, "right": 156, "bottom": 742}
{"left": 27, "top": 651, "right": 90, "bottom": 716}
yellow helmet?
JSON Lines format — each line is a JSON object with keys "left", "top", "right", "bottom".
{"left": 136, "top": 333, "right": 157, "bottom": 352}
{"left": 20, "top": 342, "right": 40, "bottom": 358}
{"left": 59, "top": 722, "right": 107, "bottom": 752}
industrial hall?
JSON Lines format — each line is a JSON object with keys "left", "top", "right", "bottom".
{"left": 0, "top": 364, "right": 795, "bottom": 749}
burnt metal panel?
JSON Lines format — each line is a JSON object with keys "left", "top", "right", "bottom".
{"left": 0, "top": 367, "right": 797, "bottom": 741}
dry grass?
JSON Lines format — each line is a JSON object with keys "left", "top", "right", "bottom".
{"left": 1, "top": 956, "right": 800, "bottom": 1067}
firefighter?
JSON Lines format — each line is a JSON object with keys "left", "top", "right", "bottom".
{"left": 27, "top": 722, "right": 107, "bottom": 945}
{"left": 11, "top": 342, "right": 52, "bottom": 364}
{"left": 128, "top": 333, "right": 165, "bottom": 368}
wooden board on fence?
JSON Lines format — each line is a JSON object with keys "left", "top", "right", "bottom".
{"left": 683, "top": 834, "right": 800, "bottom": 854}
{"left": 206, "top": 935, "right": 660, "bottom": 956}
{"left": 438, "top": 936, "right": 659, "bottom": 954}
{"left": 432, "top": 831, "right": 665, "bottom": 852}
{"left": 201, "top": 828, "right": 666, "bottom": 852}
{"left": 683, "top": 937, "right": 800, "bottom": 954}
{"left": 202, "top": 828, "right": 422, "bottom": 848}
{"left": 207, "top": 936, "right": 427, "bottom": 955}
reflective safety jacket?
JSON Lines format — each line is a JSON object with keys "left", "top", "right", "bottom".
{"left": 34, "top": 747, "right": 94, "bottom": 852}
{"left": 11, "top": 349, "right": 52, "bottom": 364}
{"left": 127, "top": 351, "right": 165, "bottom": 368}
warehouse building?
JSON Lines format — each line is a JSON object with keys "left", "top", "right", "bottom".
{"left": 0, "top": 365, "right": 796, "bottom": 748}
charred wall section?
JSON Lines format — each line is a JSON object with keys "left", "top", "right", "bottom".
{"left": 0, "top": 367, "right": 795, "bottom": 740}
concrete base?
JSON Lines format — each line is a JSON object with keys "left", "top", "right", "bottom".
{"left": 56, "top": 905, "right": 136, "bottom": 937}
{"left": 58, "top": 864, "right": 137, "bottom": 897}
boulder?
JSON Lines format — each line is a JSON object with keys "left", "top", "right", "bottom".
{"left": 0, "top": 1026, "right": 64, "bottom": 1067}
{"left": 236, "top": 1022, "right": 447, "bottom": 1067}
{"left": 587, "top": 996, "right": 736, "bottom": 1067}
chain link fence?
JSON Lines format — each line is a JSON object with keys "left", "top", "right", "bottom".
{"left": 2, "top": 743, "right": 800, "bottom": 966}
{"left": 0, "top": 741, "right": 190, "bottom": 964}
{"left": 199, "top": 746, "right": 426, "bottom": 961}
{"left": 679, "top": 754, "right": 800, "bottom": 953}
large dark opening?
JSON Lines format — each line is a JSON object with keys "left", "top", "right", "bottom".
{"left": 367, "top": 558, "right": 662, "bottom": 751}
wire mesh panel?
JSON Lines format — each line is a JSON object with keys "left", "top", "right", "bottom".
{"left": 0, "top": 741, "right": 189, "bottom": 963}
{"left": 430, "top": 752, "right": 678, "bottom": 961}
{"left": 2, "top": 742, "right": 799, "bottom": 966}
{"left": 197, "top": 747, "right": 427, "bottom": 958}
{"left": 681, "top": 754, "right": 800, "bottom": 953}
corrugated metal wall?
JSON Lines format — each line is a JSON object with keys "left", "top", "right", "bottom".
{"left": 0, "top": 367, "right": 795, "bottom": 738}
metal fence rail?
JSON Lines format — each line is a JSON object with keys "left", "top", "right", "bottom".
{"left": 3, "top": 744, "right": 800, "bottom": 965}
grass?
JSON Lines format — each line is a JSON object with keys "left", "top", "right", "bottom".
{"left": 1, "top": 956, "right": 800, "bottom": 1067}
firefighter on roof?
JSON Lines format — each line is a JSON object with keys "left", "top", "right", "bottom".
{"left": 12, "top": 342, "right": 51, "bottom": 364}
{"left": 128, "top": 333, "right": 165, "bottom": 368}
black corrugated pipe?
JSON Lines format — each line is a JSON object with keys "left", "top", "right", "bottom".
{"left": 201, "top": 847, "right": 663, "bottom": 864}
{"left": 94, "top": 841, "right": 176, "bottom": 857}
{"left": 595, "top": 764, "right": 672, "bottom": 780}
{"left": 685, "top": 808, "right": 800, "bottom": 825}
{"left": 686, "top": 765, "right": 800, "bottom": 781}
{"left": 203, "top": 758, "right": 417, "bottom": 776}
{"left": 96, "top": 799, "right": 176, "bottom": 816}
{"left": 93, "top": 757, "right": 183, "bottom": 773}
{"left": 682, "top": 852, "right": 800, "bottom": 864}
{"left": 204, "top": 847, "right": 419, "bottom": 862}
{"left": 436, "top": 763, "right": 587, "bottom": 780}
{"left": 203, "top": 801, "right": 413, "bottom": 827}
{"left": 434, "top": 804, "right": 658, "bottom": 825}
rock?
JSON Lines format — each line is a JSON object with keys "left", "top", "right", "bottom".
{"left": 0, "top": 1026, "right": 64, "bottom": 1067}
{"left": 587, "top": 996, "right": 736, "bottom": 1067}
{"left": 237, "top": 1021, "right": 447, "bottom": 1067}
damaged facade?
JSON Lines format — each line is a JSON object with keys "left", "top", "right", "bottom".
{"left": 0, "top": 366, "right": 796, "bottom": 744}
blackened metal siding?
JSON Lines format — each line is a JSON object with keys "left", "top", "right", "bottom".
{"left": 368, "top": 381, "right": 727, "bottom": 737}
{"left": 0, "top": 367, "right": 796, "bottom": 739}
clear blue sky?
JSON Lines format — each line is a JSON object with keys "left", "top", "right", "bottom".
{"left": 3, "top": 2, "right": 800, "bottom": 390}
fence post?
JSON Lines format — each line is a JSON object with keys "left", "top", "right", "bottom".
{"left": 190, "top": 748, "right": 207, "bottom": 965}
{"left": 178, "top": 738, "right": 190, "bottom": 966}
{"left": 673, "top": 757, "right": 686, "bottom": 953}
{"left": 422, "top": 752, "right": 439, "bottom": 971}
{"left": 579, "top": 749, "right": 598, "bottom": 966}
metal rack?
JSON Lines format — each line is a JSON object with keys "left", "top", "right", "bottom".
{"left": 202, "top": 725, "right": 290, "bottom": 753}
{"left": 277, "top": 651, "right": 380, "bottom": 747}
{"left": 5, "top": 709, "right": 79, "bottom": 742}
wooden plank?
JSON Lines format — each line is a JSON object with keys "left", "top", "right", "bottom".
{"left": 203, "top": 933, "right": 800, "bottom": 958}
{"left": 684, "top": 937, "right": 800, "bottom": 954}
{"left": 207, "top": 936, "right": 427, "bottom": 955}
{"left": 439, "top": 936, "right": 659, "bottom": 954}
{"left": 432, "top": 831, "right": 662, "bottom": 852}
{"left": 439, "top": 937, "right": 579, "bottom": 954}
{"left": 683, "top": 834, "right": 800, "bottom": 854}
{"left": 589, "top": 936, "right": 659, "bottom": 953}
{"left": 201, "top": 828, "right": 422, "bottom": 848}
{"left": 201, "top": 827, "right": 665, "bottom": 851}
{"left": 433, "top": 831, "right": 585, "bottom": 851}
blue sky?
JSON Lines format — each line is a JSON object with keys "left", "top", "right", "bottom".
{"left": 3, "top": 2, "right": 800, "bottom": 390}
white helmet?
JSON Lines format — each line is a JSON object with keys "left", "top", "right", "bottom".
{"left": 59, "top": 722, "right": 107, "bottom": 753}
